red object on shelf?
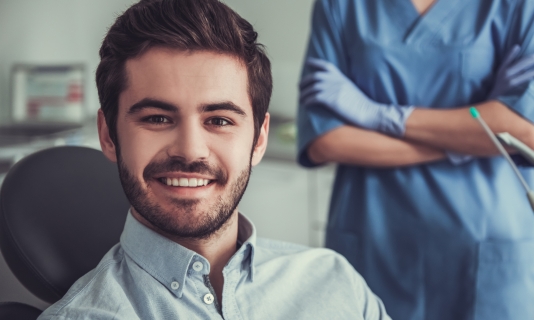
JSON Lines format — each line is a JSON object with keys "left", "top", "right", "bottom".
{"left": 67, "top": 83, "right": 83, "bottom": 103}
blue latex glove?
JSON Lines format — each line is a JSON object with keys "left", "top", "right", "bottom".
{"left": 299, "top": 58, "right": 414, "bottom": 137}
{"left": 448, "top": 45, "right": 534, "bottom": 165}
{"left": 488, "top": 44, "right": 534, "bottom": 99}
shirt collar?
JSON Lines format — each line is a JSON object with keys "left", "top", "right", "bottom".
{"left": 120, "top": 210, "right": 257, "bottom": 298}
{"left": 236, "top": 213, "right": 256, "bottom": 282}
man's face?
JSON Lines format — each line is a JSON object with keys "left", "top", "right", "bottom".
{"left": 98, "top": 48, "right": 269, "bottom": 239}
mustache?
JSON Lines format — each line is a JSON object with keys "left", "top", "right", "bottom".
{"left": 143, "top": 158, "right": 227, "bottom": 184}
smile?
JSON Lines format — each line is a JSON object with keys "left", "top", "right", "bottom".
{"left": 158, "top": 177, "right": 212, "bottom": 187}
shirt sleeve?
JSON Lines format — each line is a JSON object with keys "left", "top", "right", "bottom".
{"left": 297, "top": 0, "right": 350, "bottom": 167}
{"left": 496, "top": 0, "right": 534, "bottom": 123}
{"left": 345, "top": 257, "right": 392, "bottom": 320}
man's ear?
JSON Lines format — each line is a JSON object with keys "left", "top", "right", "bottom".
{"left": 97, "top": 109, "right": 118, "bottom": 163}
{"left": 251, "top": 113, "right": 270, "bottom": 166}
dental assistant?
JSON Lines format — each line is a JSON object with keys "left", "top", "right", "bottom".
{"left": 297, "top": 0, "right": 534, "bottom": 319}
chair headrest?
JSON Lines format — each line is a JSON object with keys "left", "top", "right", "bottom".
{"left": 0, "top": 302, "right": 42, "bottom": 320}
{"left": 0, "top": 146, "right": 130, "bottom": 304}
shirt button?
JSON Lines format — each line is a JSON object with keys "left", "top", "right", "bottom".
{"left": 203, "top": 293, "right": 214, "bottom": 305}
{"left": 171, "top": 281, "right": 180, "bottom": 290}
{"left": 192, "top": 261, "right": 204, "bottom": 272}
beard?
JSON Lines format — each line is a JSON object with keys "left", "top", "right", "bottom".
{"left": 117, "top": 153, "right": 251, "bottom": 240}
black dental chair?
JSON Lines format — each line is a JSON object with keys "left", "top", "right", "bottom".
{"left": 0, "top": 146, "right": 130, "bottom": 319}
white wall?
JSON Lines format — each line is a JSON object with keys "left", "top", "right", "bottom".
{"left": 0, "top": 0, "right": 138, "bottom": 123}
{"left": 0, "top": 0, "right": 315, "bottom": 122}
{"left": 223, "top": 0, "right": 315, "bottom": 118}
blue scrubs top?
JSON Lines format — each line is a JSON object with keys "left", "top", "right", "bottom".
{"left": 297, "top": 0, "right": 534, "bottom": 319}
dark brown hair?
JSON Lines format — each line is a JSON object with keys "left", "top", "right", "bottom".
{"left": 96, "top": 0, "right": 272, "bottom": 147}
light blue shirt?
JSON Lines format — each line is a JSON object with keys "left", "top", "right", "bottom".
{"left": 38, "top": 212, "right": 390, "bottom": 319}
{"left": 297, "top": 0, "right": 534, "bottom": 319}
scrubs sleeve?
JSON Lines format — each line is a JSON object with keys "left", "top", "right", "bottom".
{"left": 495, "top": 0, "right": 534, "bottom": 123}
{"left": 297, "top": 0, "right": 350, "bottom": 167}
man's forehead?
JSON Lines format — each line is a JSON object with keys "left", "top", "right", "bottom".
{"left": 120, "top": 48, "right": 251, "bottom": 114}
{"left": 125, "top": 48, "right": 246, "bottom": 81}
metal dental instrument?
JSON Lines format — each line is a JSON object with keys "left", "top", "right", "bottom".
{"left": 470, "top": 106, "right": 534, "bottom": 212}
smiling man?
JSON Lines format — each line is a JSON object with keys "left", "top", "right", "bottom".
{"left": 37, "top": 0, "right": 389, "bottom": 319}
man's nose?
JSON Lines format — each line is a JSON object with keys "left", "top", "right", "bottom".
{"left": 166, "top": 121, "right": 210, "bottom": 163}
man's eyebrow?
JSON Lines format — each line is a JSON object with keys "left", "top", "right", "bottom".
{"left": 127, "top": 98, "right": 178, "bottom": 115}
{"left": 200, "top": 102, "right": 246, "bottom": 117}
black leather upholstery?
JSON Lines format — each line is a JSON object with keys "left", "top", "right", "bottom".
{"left": 0, "top": 146, "right": 130, "bottom": 304}
{"left": 0, "top": 302, "right": 42, "bottom": 320}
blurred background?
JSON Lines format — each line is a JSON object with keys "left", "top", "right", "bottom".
{"left": 0, "top": 0, "right": 336, "bottom": 310}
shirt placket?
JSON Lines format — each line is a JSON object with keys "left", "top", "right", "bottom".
{"left": 188, "top": 257, "right": 223, "bottom": 318}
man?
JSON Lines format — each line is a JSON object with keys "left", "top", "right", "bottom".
{"left": 38, "top": 0, "right": 389, "bottom": 319}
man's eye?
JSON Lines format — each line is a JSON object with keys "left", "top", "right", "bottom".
{"left": 144, "top": 116, "right": 169, "bottom": 124}
{"left": 208, "top": 118, "right": 231, "bottom": 126}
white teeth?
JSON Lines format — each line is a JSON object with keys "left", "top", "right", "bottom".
{"left": 162, "top": 177, "right": 210, "bottom": 187}
{"left": 179, "top": 178, "right": 189, "bottom": 187}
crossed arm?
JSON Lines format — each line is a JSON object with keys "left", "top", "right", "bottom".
{"left": 308, "top": 100, "right": 534, "bottom": 167}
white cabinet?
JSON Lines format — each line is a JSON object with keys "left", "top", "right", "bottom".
{"left": 239, "top": 160, "right": 310, "bottom": 246}
{"left": 306, "top": 165, "right": 336, "bottom": 247}
{"left": 239, "top": 159, "right": 336, "bottom": 247}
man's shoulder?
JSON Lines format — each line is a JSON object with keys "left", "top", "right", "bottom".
{"left": 38, "top": 244, "right": 139, "bottom": 320}
{"left": 255, "top": 237, "right": 310, "bottom": 253}
{"left": 257, "top": 237, "right": 345, "bottom": 256}
{"left": 255, "top": 238, "right": 356, "bottom": 276}
{"left": 252, "top": 239, "right": 390, "bottom": 318}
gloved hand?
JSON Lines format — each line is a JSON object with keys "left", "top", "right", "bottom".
{"left": 299, "top": 58, "right": 414, "bottom": 137}
{"left": 488, "top": 44, "right": 534, "bottom": 99}
{"left": 449, "top": 45, "right": 534, "bottom": 165}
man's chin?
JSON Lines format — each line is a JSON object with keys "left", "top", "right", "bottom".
{"left": 132, "top": 204, "right": 234, "bottom": 240}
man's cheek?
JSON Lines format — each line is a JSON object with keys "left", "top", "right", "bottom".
{"left": 126, "top": 134, "right": 163, "bottom": 163}
{"left": 119, "top": 149, "right": 150, "bottom": 183}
